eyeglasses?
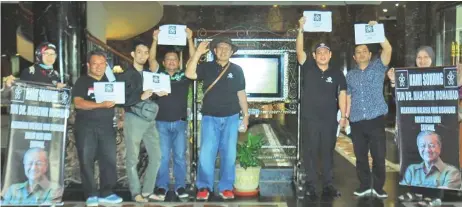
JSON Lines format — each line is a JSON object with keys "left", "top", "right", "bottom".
{"left": 43, "top": 52, "right": 57, "bottom": 57}
{"left": 24, "top": 161, "right": 46, "bottom": 167}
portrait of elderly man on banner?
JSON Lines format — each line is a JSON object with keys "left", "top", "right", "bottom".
{"left": 400, "top": 131, "right": 462, "bottom": 189}
{"left": 1, "top": 148, "right": 63, "bottom": 205}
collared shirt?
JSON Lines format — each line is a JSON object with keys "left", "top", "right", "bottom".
{"left": 346, "top": 58, "right": 388, "bottom": 122}
{"left": 1, "top": 178, "right": 63, "bottom": 205}
{"left": 400, "top": 158, "right": 462, "bottom": 189}
{"left": 301, "top": 58, "right": 346, "bottom": 122}
{"left": 155, "top": 67, "right": 192, "bottom": 121}
{"left": 196, "top": 61, "right": 246, "bottom": 117}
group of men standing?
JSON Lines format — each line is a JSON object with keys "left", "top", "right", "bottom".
{"left": 71, "top": 27, "right": 248, "bottom": 206}
{"left": 297, "top": 16, "right": 392, "bottom": 199}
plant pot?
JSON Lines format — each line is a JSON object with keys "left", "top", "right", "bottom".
{"left": 234, "top": 165, "right": 261, "bottom": 196}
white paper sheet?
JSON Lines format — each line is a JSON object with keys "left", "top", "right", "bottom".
{"left": 158, "top": 24, "right": 187, "bottom": 46}
{"left": 303, "top": 11, "right": 332, "bottom": 32}
{"left": 94, "top": 82, "right": 125, "bottom": 104}
{"left": 354, "top": 23, "right": 385, "bottom": 44}
{"left": 142, "top": 71, "right": 171, "bottom": 93}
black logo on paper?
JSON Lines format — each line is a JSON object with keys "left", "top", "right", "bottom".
{"left": 153, "top": 75, "right": 160, "bottom": 83}
{"left": 365, "top": 25, "right": 374, "bottom": 33}
{"left": 168, "top": 26, "right": 176, "bottom": 34}
{"left": 105, "top": 84, "right": 114, "bottom": 92}
{"left": 314, "top": 14, "right": 321, "bottom": 21}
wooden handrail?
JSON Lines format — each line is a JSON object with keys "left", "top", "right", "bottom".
{"left": 85, "top": 30, "right": 133, "bottom": 64}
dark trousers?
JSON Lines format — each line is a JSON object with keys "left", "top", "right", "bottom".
{"left": 302, "top": 118, "right": 337, "bottom": 189}
{"left": 350, "top": 116, "right": 386, "bottom": 190}
{"left": 74, "top": 122, "right": 117, "bottom": 198}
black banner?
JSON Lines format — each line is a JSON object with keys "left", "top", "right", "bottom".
{"left": 396, "top": 66, "right": 460, "bottom": 190}
{"left": 1, "top": 81, "right": 71, "bottom": 205}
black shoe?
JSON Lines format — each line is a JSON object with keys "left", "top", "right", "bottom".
{"left": 175, "top": 187, "right": 189, "bottom": 199}
{"left": 373, "top": 189, "right": 388, "bottom": 199}
{"left": 353, "top": 186, "right": 372, "bottom": 197}
{"left": 322, "top": 185, "right": 341, "bottom": 197}
{"left": 153, "top": 187, "right": 167, "bottom": 201}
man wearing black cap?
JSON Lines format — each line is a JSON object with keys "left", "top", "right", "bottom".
{"left": 185, "top": 38, "right": 248, "bottom": 200}
{"left": 296, "top": 16, "right": 347, "bottom": 198}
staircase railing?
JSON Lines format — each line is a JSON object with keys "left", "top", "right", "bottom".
{"left": 85, "top": 30, "right": 133, "bottom": 70}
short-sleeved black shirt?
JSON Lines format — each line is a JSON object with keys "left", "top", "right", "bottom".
{"left": 301, "top": 58, "right": 347, "bottom": 122}
{"left": 155, "top": 68, "right": 192, "bottom": 121}
{"left": 20, "top": 65, "right": 61, "bottom": 85}
{"left": 72, "top": 75, "right": 114, "bottom": 125}
{"left": 196, "top": 61, "right": 245, "bottom": 117}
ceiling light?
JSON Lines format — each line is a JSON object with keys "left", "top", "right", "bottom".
{"left": 273, "top": 5, "right": 278, "bottom": 8}
{"left": 322, "top": 5, "right": 326, "bottom": 8}
{"left": 395, "top": 3, "right": 399, "bottom": 7}
{"left": 383, "top": 9, "right": 388, "bottom": 12}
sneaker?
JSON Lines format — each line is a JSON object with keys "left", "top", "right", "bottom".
{"left": 151, "top": 187, "right": 167, "bottom": 201}
{"left": 196, "top": 188, "right": 210, "bottom": 200}
{"left": 373, "top": 189, "right": 388, "bottom": 199}
{"left": 99, "top": 194, "right": 123, "bottom": 204}
{"left": 353, "top": 186, "right": 373, "bottom": 197}
{"left": 322, "top": 185, "right": 341, "bottom": 197}
{"left": 132, "top": 194, "right": 147, "bottom": 203}
{"left": 176, "top": 187, "right": 189, "bottom": 199}
{"left": 86, "top": 196, "right": 98, "bottom": 207}
{"left": 219, "top": 190, "right": 235, "bottom": 200}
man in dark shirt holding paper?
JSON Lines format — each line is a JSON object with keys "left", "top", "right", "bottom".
{"left": 149, "top": 27, "right": 195, "bottom": 200}
{"left": 297, "top": 16, "right": 347, "bottom": 198}
{"left": 116, "top": 40, "right": 163, "bottom": 202}
{"left": 72, "top": 50, "right": 122, "bottom": 206}
{"left": 186, "top": 38, "right": 248, "bottom": 200}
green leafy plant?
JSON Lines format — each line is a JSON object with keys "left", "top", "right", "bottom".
{"left": 236, "top": 133, "right": 264, "bottom": 170}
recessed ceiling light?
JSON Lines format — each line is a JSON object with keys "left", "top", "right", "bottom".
{"left": 383, "top": 9, "right": 388, "bottom": 12}
{"left": 395, "top": 3, "right": 399, "bottom": 7}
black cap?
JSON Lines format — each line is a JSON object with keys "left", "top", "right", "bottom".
{"left": 314, "top": 42, "right": 330, "bottom": 52}
{"left": 210, "top": 37, "right": 238, "bottom": 54}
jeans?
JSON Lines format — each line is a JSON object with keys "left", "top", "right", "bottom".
{"left": 123, "top": 112, "right": 161, "bottom": 196}
{"left": 155, "top": 120, "right": 187, "bottom": 190}
{"left": 74, "top": 121, "right": 117, "bottom": 198}
{"left": 350, "top": 116, "right": 386, "bottom": 190}
{"left": 196, "top": 114, "right": 239, "bottom": 192}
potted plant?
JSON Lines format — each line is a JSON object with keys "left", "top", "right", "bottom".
{"left": 234, "top": 133, "right": 264, "bottom": 196}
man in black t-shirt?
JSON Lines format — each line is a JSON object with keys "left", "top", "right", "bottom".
{"left": 296, "top": 16, "right": 347, "bottom": 198}
{"left": 148, "top": 28, "right": 195, "bottom": 200}
{"left": 72, "top": 51, "right": 122, "bottom": 206}
{"left": 186, "top": 38, "right": 248, "bottom": 200}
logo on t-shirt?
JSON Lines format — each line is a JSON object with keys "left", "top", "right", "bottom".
{"left": 227, "top": 73, "right": 234, "bottom": 79}
{"left": 326, "top": 77, "right": 333, "bottom": 83}
{"left": 87, "top": 87, "right": 95, "bottom": 99}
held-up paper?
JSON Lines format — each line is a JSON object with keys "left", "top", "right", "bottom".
{"left": 142, "top": 71, "right": 171, "bottom": 93}
{"left": 94, "top": 82, "right": 125, "bottom": 104}
{"left": 158, "top": 24, "right": 187, "bottom": 46}
{"left": 303, "top": 11, "right": 332, "bottom": 32}
{"left": 354, "top": 23, "right": 385, "bottom": 44}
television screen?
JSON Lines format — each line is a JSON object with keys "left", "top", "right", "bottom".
{"left": 230, "top": 55, "right": 279, "bottom": 95}
{"left": 206, "top": 50, "right": 289, "bottom": 102}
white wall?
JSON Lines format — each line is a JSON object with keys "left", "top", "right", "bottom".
{"left": 86, "top": 1, "right": 107, "bottom": 43}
